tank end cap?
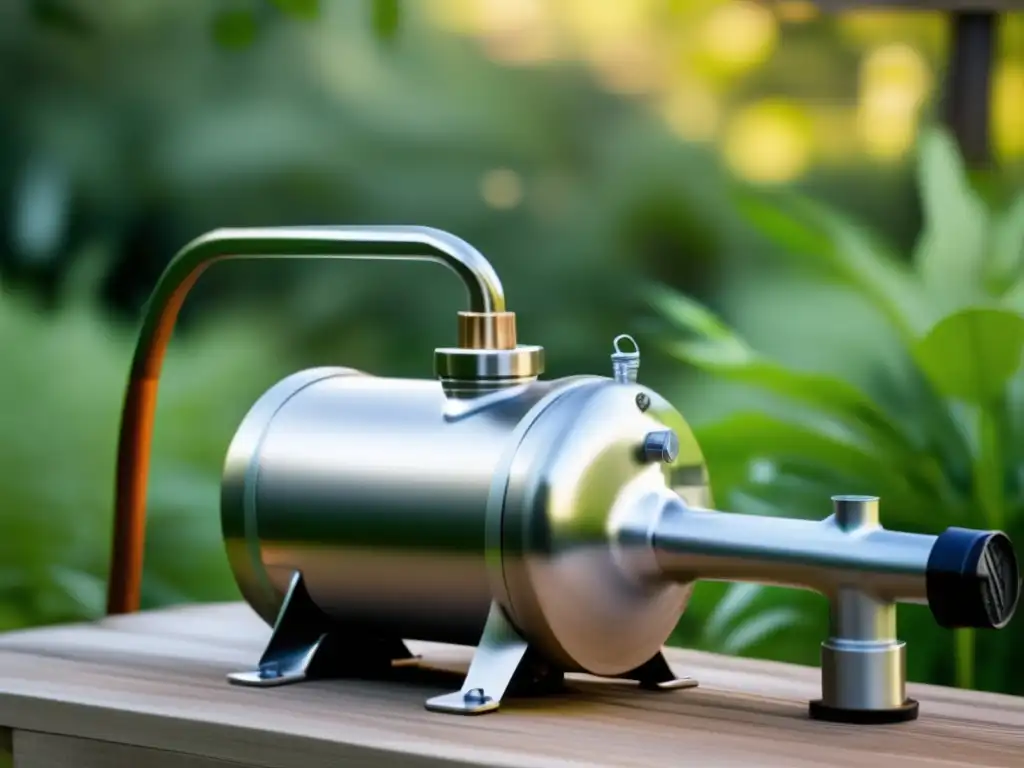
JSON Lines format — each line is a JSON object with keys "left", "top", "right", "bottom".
{"left": 808, "top": 699, "right": 919, "bottom": 725}
{"left": 926, "top": 527, "right": 1020, "bottom": 630}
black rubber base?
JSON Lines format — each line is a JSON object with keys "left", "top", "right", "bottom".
{"left": 808, "top": 698, "right": 920, "bottom": 724}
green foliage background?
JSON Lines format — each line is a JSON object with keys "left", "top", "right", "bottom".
{"left": 655, "top": 128, "right": 1024, "bottom": 695}
{"left": 0, "top": 10, "right": 1022, "bottom": 751}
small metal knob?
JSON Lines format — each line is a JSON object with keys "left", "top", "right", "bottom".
{"left": 832, "top": 494, "right": 880, "bottom": 532}
{"left": 642, "top": 430, "right": 679, "bottom": 464}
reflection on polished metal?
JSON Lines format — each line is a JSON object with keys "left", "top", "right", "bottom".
{"left": 106, "top": 225, "right": 1021, "bottom": 724}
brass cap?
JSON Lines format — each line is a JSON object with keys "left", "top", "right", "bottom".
{"left": 458, "top": 311, "right": 517, "bottom": 350}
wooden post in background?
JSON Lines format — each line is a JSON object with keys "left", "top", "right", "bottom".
{"left": 942, "top": 11, "right": 998, "bottom": 167}
{"left": 780, "top": 1, "right": 1016, "bottom": 167}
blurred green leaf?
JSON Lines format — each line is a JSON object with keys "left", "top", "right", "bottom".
{"left": 0, "top": 282, "right": 293, "bottom": 628}
{"left": 721, "top": 607, "right": 803, "bottom": 655}
{"left": 733, "top": 188, "right": 934, "bottom": 341}
{"left": 675, "top": 341, "right": 913, "bottom": 449}
{"left": 697, "top": 412, "right": 908, "bottom": 497}
{"left": 987, "top": 193, "right": 1024, "bottom": 296}
{"left": 661, "top": 344, "right": 913, "bottom": 451}
{"left": 212, "top": 9, "right": 260, "bottom": 49}
{"left": 649, "top": 285, "right": 932, "bottom": 470}
{"left": 1004, "top": 368, "right": 1024, "bottom": 474}
{"left": 733, "top": 188, "right": 832, "bottom": 260}
{"left": 372, "top": 0, "right": 401, "bottom": 40}
{"left": 646, "top": 285, "right": 736, "bottom": 342}
{"left": 914, "top": 308, "right": 1024, "bottom": 405}
{"left": 700, "top": 583, "right": 805, "bottom": 657}
{"left": 704, "top": 582, "right": 763, "bottom": 641}
{"left": 1001, "top": 279, "right": 1024, "bottom": 314}
{"left": 271, "top": 0, "right": 319, "bottom": 20}
{"left": 913, "top": 128, "right": 990, "bottom": 309}
{"left": 29, "top": 0, "right": 94, "bottom": 36}
{"left": 48, "top": 565, "right": 106, "bottom": 617}
{"left": 670, "top": 127, "right": 1024, "bottom": 691}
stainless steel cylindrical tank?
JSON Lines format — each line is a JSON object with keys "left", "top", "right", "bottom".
{"left": 221, "top": 367, "right": 564, "bottom": 646}
{"left": 220, "top": 365, "right": 710, "bottom": 678}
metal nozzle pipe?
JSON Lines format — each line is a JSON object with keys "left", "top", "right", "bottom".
{"left": 650, "top": 494, "right": 935, "bottom": 602}
{"left": 633, "top": 493, "right": 1019, "bottom": 629}
{"left": 621, "top": 489, "right": 1019, "bottom": 720}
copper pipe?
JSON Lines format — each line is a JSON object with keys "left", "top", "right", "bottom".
{"left": 105, "top": 225, "right": 508, "bottom": 615}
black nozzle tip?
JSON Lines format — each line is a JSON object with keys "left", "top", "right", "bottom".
{"left": 926, "top": 527, "right": 1020, "bottom": 630}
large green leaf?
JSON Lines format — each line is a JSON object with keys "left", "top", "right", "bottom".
{"left": 29, "top": 0, "right": 94, "bottom": 36}
{"left": 1004, "top": 369, "right": 1024, "bottom": 481}
{"left": 720, "top": 607, "right": 803, "bottom": 656}
{"left": 727, "top": 465, "right": 958, "bottom": 532}
{"left": 914, "top": 308, "right": 1024, "bottom": 405}
{"left": 211, "top": 9, "right": 261, "bottom": 49}
{"left": 987, "top": 193, "right": 1024, "bottom": 297}
{"left": 647, "top": 284, "right": 736, "bottom": 341}
{"left": 733, "top": 188, "right": 934, "bottom": 341}
{"left": 668, "top": 338, "right": 919, "bottom": 453}
{"left": 700, "top": 583, "right": 805, "bottom": 656}
{"left": 0, "top": 284, "right": 292, "bottom": 628}
{"left": 648, "top": 286, "right": 919, "bottom": 457}
{"left": 912, "top": 128, "right": 990, "bottom": 310}
{"left": 371, "top": 0, "right": 401, "bottom": 40}
{"left": 270, "top": 0, "right": 320, "bottom": 19}
{"left": 704, "top": 583, "right": 763, "bottom": 641}
{"left": 696, "top": 412, "right": 918, "bottom": 504}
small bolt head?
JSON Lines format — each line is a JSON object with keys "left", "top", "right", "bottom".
{"left": 642, "top": 430, "right": 679, "bottom": 464}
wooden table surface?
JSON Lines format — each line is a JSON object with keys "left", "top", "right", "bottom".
{"left": 0, "top": 602, "right": 1021, "bottom": 767}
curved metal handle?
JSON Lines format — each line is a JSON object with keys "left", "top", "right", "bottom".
{"left": 105, "top": 225, "right": 507, "bottom": 615}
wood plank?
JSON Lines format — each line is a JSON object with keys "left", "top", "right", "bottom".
{"left": 13, "top": 731, "right": 249, "bottom": 768}
{"left": 0, "top": 602, "right": 1021, "bottom": 768}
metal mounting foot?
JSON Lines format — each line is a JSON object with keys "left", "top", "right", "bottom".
{"left": 228, "top": 571, "right": 415, "bottom": 688}
{"left": 620, "top": 650, "right": 698, "bottom": 691}
{"left": 424, "top": 602, "right": 561, "bottom": 715}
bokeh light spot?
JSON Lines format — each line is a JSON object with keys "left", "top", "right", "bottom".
{"left": 480, "top": 169, "right": 524, "bottom": 209}
{"left": 723, "top": 99, "right": 812, "bottom": 184}
{"left": 994, "top": 60, "right": 1024, "bottom": 163}
{"left": 701, "top": 1, "right": 778, "bottom": 76}
{"left": 857, "top": 43, "right": 932, "bottom": 160}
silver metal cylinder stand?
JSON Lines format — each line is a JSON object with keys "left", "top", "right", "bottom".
{"left": 815, "top": 496, "right": 918, "bottom": 723}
